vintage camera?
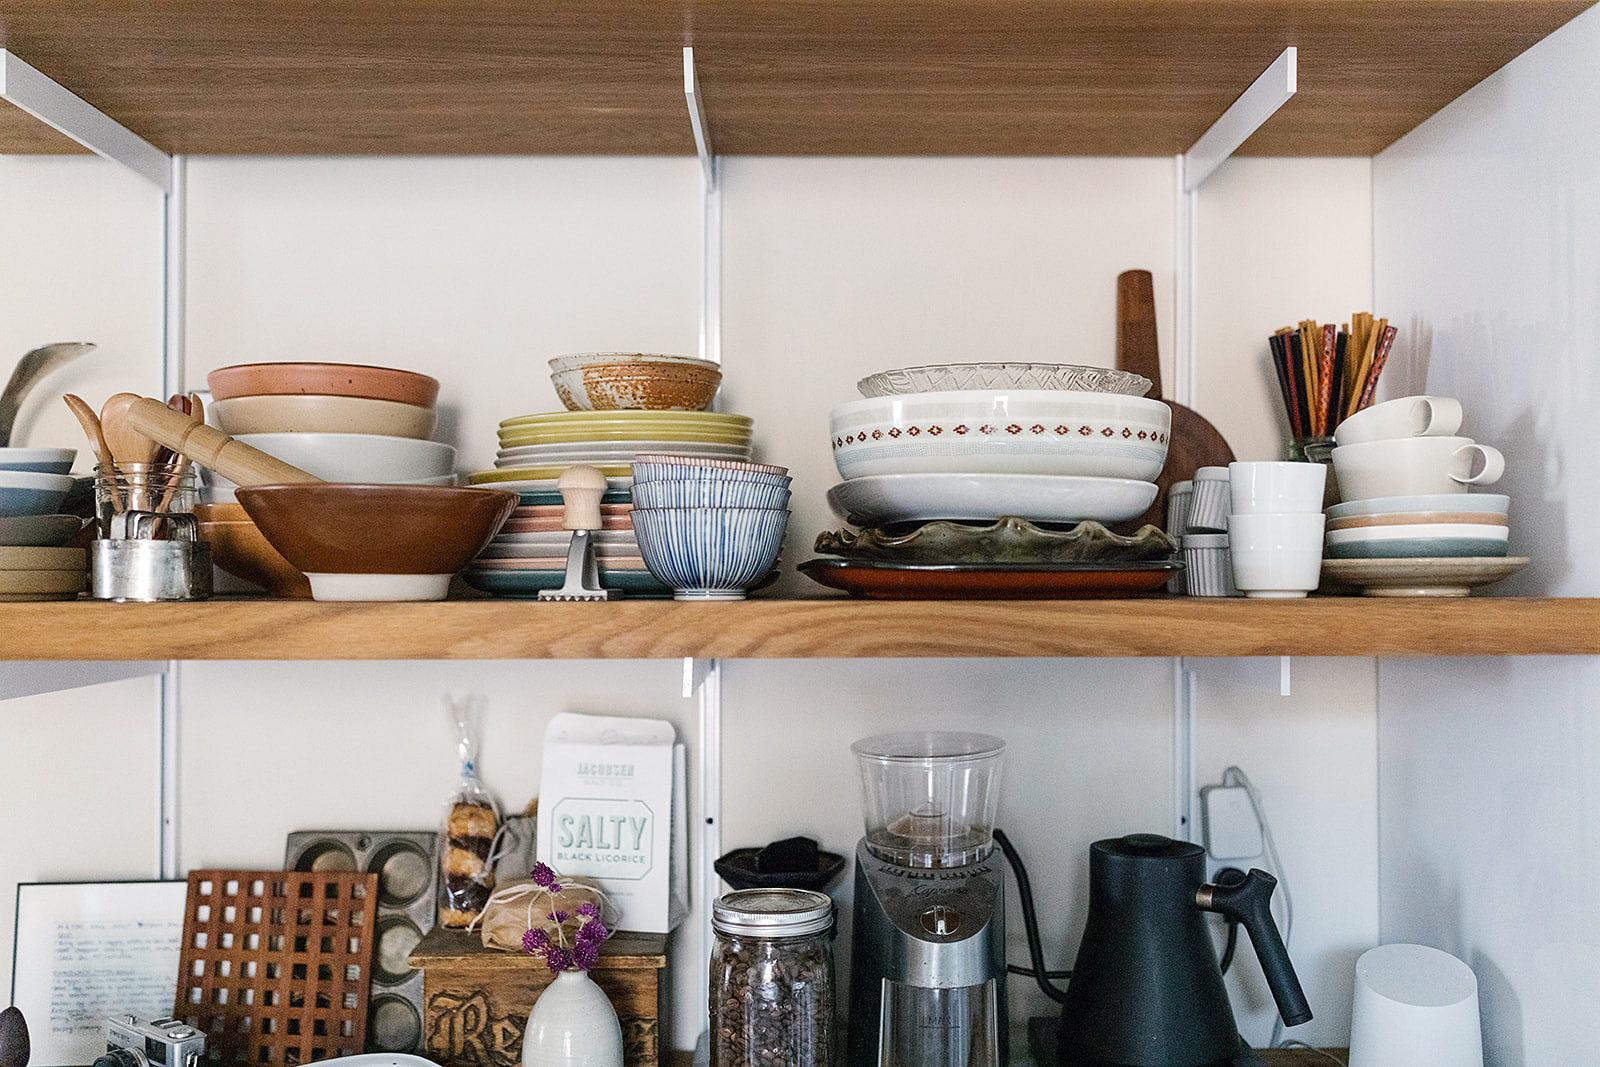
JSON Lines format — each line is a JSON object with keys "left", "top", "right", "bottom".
{"left": 93, "top": 1014, "right": 207, "bottom": 1067}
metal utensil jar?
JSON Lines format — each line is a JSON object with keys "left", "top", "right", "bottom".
{"left": 711, "top": 888, "right": 835, "bottom": 1067}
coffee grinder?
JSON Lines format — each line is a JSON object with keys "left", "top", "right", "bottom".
{"left": 847, "top": 732, "right": 1007, "bottom": 1067}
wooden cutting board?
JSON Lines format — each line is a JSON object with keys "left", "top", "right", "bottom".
{"left": 1117, "top": 269, "right": 1234, "bottom": 532}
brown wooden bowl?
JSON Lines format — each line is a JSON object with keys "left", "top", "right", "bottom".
{"left": 207, "top": 361, "right": 440, "bottom": 407}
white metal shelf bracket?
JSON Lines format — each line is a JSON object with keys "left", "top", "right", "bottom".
{"left": 0, "top": 49, "right": 172, "bottom": 193}
{"left": 683, "top": 47, "right": 716, "bottom": 190}
{"left": 1182, "top": 47, "right": 1297, "bottom": 193}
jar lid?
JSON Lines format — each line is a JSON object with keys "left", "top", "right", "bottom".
{"left": 712, "top": 888, "right": 833, "bottom": 936}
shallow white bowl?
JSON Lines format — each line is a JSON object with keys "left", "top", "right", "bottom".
{"left": 826, "top": 472, "right": 1156, "bottom": 526}
{"left": 234, "top": 432, "right": 456, "bottom": 480}
{"left": 829, "top": 389, "right": 1171, "bottom": 481}
{"left": 212, "top": 394, "right": 436, "bottom": 438}
{"left": 1327, "top": 493, "right": 1510, "bottom": 520}
{"left": 0, "top": 447, "right": 77, "bottom": 475}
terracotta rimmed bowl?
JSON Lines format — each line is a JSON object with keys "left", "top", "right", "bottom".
{"left": 234, "top": 484, "right": 518, "bottom": 601}
{"left": 207, "top": 362, "right": 440, "bottom": 407}
{"left": 211, "top": 394, "right": 437, "bottom": 439}
{"left": 549, "top": 352, "right": 721, "bottom": 412}
{"left": 194, "top": 502, "right": 312, "bottom": 598}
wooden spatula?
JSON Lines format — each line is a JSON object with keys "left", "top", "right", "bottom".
{"left": 1116, "top": 269, "right": 1234, "bottom": 532}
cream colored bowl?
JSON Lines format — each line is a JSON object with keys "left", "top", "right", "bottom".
{"left": 829, "top": 389, "right": 1171, "bottom": 481}
{"left": 211, "top": 394, "right": 437, "bottom": 439}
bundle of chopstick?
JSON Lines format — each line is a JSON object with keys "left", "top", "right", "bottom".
{"left": 1268, "top": 313, "right": 1397, "bottom": 440}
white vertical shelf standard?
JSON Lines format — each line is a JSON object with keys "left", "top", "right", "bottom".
{"left": 1170, "top": 47, "right": 1297, "bottom": 839}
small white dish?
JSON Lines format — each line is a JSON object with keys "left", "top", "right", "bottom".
{"left": 1327, "top": 493, "right": 1509, "bottom": 520}
{"left": 1326, "top": 523, "right": 1510, "bottom": 544}
{"left": 304, "top": 572, "right": 452, "bottom": 601}
{"left": 826, "top": 473, "right": 1157, "bottom": 526}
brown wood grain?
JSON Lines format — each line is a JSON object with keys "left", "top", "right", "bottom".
{"left": 0, "top": 596, "right": 1593, "bottom": 659}
{"left": 0, "top": 1, "right": 1591, "bottom": 157}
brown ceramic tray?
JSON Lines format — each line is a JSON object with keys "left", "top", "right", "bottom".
{"left": 798, "top": 558, "right": 1180, "bottom": 600}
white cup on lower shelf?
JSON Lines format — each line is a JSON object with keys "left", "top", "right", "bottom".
{"left": 1227, "top": 511, "right": 1325, "bottom": 598}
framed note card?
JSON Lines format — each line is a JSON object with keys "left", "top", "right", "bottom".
{"left": 10, "top": 881, "right": 187, "bottom": 1067}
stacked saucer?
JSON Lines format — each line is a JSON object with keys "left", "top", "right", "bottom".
{"left": 0, "top": 448, "right": 86, "bottom": 601}
{"left": 459, "top": 497, "right": 677, "bottom": 598}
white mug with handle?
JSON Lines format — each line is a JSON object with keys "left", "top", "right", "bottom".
{"left": 1331, "top": 435, "right": 1504, "bottom": 499}
{"left": 1334, "top": 395, "right": 1464, "bottom": 446}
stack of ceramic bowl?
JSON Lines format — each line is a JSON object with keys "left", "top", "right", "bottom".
{"left": 1322, "top": 395, "right": 1526, "bottom": 596}
{"left": 807, "top": 363, "right": 1182, "bottom": 597}
{"left": 459, "top": 494, "right": 673, "bottom": 598}
{"left": 629, "top": 455, "right": 790, "bottom": 601}
{"left": 201, "top": 361, "right": 452, "bottom": 596}
{"left": 0, "top": 447, "right": 87, "bottom": 601}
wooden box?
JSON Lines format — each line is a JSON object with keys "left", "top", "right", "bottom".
{"left": 407, "top": 927, "right": 667, "bottom": 1067}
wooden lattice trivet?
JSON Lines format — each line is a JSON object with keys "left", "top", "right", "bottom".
{"left": 176, "top": 869, "right": 379, "bottom": 1065}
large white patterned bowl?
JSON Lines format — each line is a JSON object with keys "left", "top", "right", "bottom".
{"left": 829, "top": 390, "right": 1171, "bottom": 481}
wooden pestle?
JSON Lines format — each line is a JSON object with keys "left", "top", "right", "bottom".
{"left": 125, "top": 396, "right": 324, "bottom": 486}
{"left": 557, "top": 464, "right": 609, "bottom": 530}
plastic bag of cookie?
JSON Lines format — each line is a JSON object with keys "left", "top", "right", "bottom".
{"left": 438, "top": 693, "right": 500, "bottom": 928}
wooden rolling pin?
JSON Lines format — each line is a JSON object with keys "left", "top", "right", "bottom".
{"left": 126, "top": 396, "right": 324, "bottom": 486}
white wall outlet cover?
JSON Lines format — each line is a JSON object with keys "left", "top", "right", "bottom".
{"left": 1201, "top": 783, "right": 1265, "bottom": 861}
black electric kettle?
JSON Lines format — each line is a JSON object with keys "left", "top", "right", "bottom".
{"left": 1054, "top": 833, "right": 1312, "bottom": 1067}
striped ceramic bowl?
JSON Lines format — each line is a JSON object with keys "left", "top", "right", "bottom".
{"left": 631, "top": 505, "right": 789, "bottom": 601}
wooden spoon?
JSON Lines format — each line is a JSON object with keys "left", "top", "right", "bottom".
{"left": 100, "top": 391, "right": 165, "bottom": 468}
{"left": 1115, "top": 269, "right": 1235, "bottom": 532}
{"left": 62, "top": 392, "right": 122, "bottom": 511}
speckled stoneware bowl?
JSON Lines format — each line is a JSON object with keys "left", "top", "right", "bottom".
{"left": 549, "top": 352, "right": 721, "bottom": 412}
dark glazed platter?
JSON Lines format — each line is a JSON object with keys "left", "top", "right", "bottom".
{"left": 798, "top": 559, "right": 1180, "bottom": 600}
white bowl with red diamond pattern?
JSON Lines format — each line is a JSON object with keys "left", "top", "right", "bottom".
{"left": 828, "top": 389, "right": 1172, "bottom": 480}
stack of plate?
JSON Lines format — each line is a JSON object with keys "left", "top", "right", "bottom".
{"left": 1320, "top": 492, "right": 1528, "bottom": 596}
{"left": 0, "top": 448, "right": 87, "bottom": 601}
{"left": 460, "top": 498, "right": 677, "bottom": 597}
{"left": 466, "top": 410, "right": 754, "bottom": 495}
{"left": 462, "top": 411, "right": 758, "bottom": 597}
{"left": 807, "top": 364, "right": 1182, "bottom": 598}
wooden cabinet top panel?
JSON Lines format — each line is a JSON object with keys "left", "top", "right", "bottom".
{"left": 0, "top": 1, "right": 1593, "bottom": 158}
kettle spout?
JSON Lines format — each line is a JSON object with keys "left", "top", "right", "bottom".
{"left": 1197, "top": 869, "right": 1313, "bottom": 1028}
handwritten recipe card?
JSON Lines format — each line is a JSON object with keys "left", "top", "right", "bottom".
{"left": 11, "top": 881, "right": 187, "bottom": 1067}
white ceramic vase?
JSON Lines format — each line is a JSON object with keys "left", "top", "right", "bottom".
{"left": 521, "top": 969, "right": 625, "bottom": 1067}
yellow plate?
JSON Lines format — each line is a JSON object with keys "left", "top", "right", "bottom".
{"left": 497, "top": 430, "right": 752, "bottom": 447}
{"left": 468, "top": 464, "right": 635, "bottom": 483}
{"left": 498, "top": 410, "right": 753, "bottom": 430}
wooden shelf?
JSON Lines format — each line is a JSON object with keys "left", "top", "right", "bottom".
{"left": 0, "top": 1, "right": 1592, "bottom": 158}
{"left": 0, "top": 596, "right": 1593, "bottom": 661}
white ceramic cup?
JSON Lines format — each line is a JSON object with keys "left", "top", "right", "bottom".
{"left": 1331, "top": 436, "right": 1504, "bottom": 500}
{"left": 1334, "top": 395, "right": 1464, "bottom": 447}
{"left": 1228, "top": 461, "right": 1327, "bottom": 515}
{"left": 1348, "top": 943, "right": 1483, "bottom": 1067}
{"left": 1226, "top": 512, "right": 1326, "bottom": 598}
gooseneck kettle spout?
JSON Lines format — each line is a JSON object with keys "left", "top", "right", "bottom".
{"left": 1197, "top": 869, "right": 1313, "bottom": 1027}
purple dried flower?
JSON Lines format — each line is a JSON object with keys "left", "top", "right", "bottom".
{"left": 575, "top": 902, "right": 600, "bottom": 918}
{"left": 521, "top": 928, "right": 548, "bottom": 954}
{"left": 544, "top": 946, "right": 575, "bottom": 973}
{"left": 573, "top": 940, "right": 600, "bottom": 971}
{"left": 576, "top": 918, "right": 608, "bottom": 944}
{"left": 548, "top": 882, "right": 563, "bottom": 894}
{"left": 549, "top": 909, "right": 568, "bottom": 924}
{"left": 530, "top": 863, "right": 556, "bottom": 888}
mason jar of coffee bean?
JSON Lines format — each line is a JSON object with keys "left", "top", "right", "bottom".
{"left": 711, "top": 888, "right": 836, "bottom": 1067}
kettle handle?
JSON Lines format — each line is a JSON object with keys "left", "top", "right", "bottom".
{"left": 1197, "top": 869, "right": 1313, "bottom": 1027}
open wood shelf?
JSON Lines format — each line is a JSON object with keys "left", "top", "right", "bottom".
{"left": 0, "top": 596, "right": 1593, "bottom": 661}
{"left": 0, "top": 1, "right": 1592, "bottom": 158}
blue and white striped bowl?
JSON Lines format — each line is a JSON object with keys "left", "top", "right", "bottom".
{"left": 631, "top": 479, "right": 792, "bottom": 511}
{"left": 631, "top": 505, "right": 789, "bottom": 601}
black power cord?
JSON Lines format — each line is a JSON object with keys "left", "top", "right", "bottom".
{"left": 992, "top": 827, "right": 1068, "bottom": 1004}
